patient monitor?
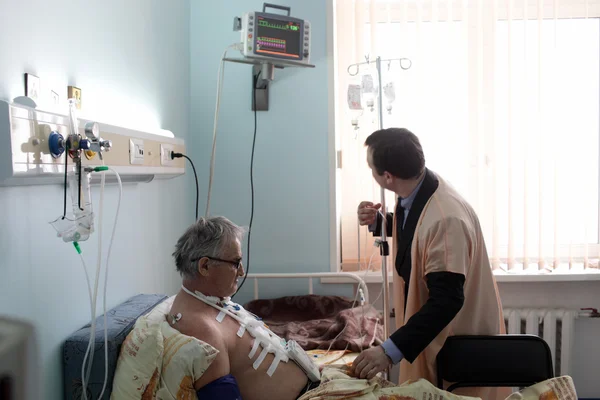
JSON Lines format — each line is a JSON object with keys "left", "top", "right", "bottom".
{"left": 237, "top": 3, "right": 311, "bottom": 67}
{"left": 230, "top": 3, "right": 314, "bottom": 111}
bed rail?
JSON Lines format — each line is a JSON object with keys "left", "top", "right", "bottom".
{"left": 245, "top": 272, "right": 369, "bottom": 304}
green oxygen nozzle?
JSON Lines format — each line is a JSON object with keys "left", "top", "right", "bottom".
{"left": 73, "top": 242, "right": 82, "bottom": 254}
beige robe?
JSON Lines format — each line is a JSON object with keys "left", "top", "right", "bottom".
{"left": 391, "top": 172, "right": 511, "bottom": 400}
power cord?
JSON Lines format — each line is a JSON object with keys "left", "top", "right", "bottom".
{"left": 172, "top": 152, "right": 199, "bottom": 221}
{"left": 205, "top": 43, "right": 239, "bottom": 218}
{"left": 233, "top": 70, "right": 261, "bottom": 298}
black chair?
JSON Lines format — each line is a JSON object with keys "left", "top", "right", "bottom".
{"left": 436, "top": 335, "right": 554, "bottom": 392}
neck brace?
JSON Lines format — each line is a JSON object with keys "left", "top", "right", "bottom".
{"left": 181, "top": 286, "right": 320, "bottom": 382}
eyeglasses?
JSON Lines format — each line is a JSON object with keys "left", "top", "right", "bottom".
{"left": 192, "top": 256, "right": 243, "bottom": 270}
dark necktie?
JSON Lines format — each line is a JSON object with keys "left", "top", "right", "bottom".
{"left": 395, "top": 201, "right": 411, "bottom": 303}
{"left": 395, "top": 201, "right": 405, "bottom": 270}
{"left": 395, "top": 200, "right": 405, "bottom": 237}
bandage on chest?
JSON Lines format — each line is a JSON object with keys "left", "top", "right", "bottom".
{"left": 181, "top": 286, "right": 320, "bottom": 381}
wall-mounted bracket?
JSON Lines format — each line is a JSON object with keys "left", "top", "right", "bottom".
{"left": 223, "top": 57, "right": 315, "bottom": 113}
{"left": 252, "top": 63, "right": 275, "bottom": 111}
{"left": 233, "top": 16, "right": 242, "bottom": 31}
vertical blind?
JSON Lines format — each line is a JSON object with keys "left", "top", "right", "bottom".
{"left": 335, "top": 0, "right": 600, "bottom": 274}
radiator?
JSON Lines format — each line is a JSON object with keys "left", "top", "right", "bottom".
{"left": 503, "top": 308, "right": 597, "bottom": 377}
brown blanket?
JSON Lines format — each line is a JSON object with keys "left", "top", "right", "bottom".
{"left": 244, "top": 295, "right": 384, "bottom": 352}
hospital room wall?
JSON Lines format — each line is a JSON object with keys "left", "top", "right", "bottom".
{"left": 190, "top": 0, "right": 348, "bottom": 303}
{"left": 0, "top": 1, "right": 192, "bottom": 399}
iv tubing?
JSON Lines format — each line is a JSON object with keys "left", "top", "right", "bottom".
{"left": 181, "top": 286, "right": 268, "bottom": 333}
{"left": 97, "top": 167, "right": 123, "bottom": 399}
{"left": 324, "top": 250, "right": 376, "bottom": 356}
{"left": 81, "top": 167, "right": 105, "bottom": 400}
{"left": 78, "top": 166, "right": 122, "bottom": 400}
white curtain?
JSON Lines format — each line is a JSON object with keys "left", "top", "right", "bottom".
{"left": 335, "top": 0, "right": 600, "bottom": 274}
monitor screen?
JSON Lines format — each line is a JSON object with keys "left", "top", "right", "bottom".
{"left": 255, "top": 15, "right": 302, "bottom": 60}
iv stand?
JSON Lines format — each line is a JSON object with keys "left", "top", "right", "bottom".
{"left": 347, "top": 55, "right": 411, "bottom": 380}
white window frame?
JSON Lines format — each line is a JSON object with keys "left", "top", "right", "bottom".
{"left": 327, "top": 0, "right": 342, "bottom": 277}
{"left": 325, "top": 0, "right": 600, "bottom": 283}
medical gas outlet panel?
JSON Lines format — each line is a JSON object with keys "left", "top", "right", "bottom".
{"left": 0, "top": 100, "right": 185, "bottom": 186}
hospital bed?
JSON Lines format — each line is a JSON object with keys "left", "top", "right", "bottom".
{"left": 62, "top": 272, "right": 379, "bottom": 399}
{"left": 242, "top": 272, "right": 379, "bottom": 371}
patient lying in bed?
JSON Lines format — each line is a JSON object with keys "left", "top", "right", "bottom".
{"left": 169, "top": 217, "right": 314, "bottom": 400}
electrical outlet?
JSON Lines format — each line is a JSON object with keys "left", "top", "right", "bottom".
{"left": 129, "top": 138, "right": 144, "bottom": 165}
{"left": 161, "top": 144, "right": 174, "bottom": 166}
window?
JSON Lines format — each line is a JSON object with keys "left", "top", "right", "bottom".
{"left": 334, "top": 0, "right": 600, "bottom": 275}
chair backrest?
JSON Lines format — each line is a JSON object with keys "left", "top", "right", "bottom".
{"left": 436, "top": 334, "right": 554, "bottom": 392}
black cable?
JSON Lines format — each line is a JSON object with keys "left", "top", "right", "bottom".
{"left": 183, "top": 155, "right": 199, "bottom": 221}
{"left": 78, "top": 159, "right": 83, "bottom": 210}
{"left": 62, "top": 141, "right": 69, "bottom": 219}
{"left": 233, "top": 71, "right": 260, "bottom": 298}
{"left": 173, "top": 73, "right": 259, "bottom": 296}
{"left": 171, "top": 152, "right": 199, "bottom": 221}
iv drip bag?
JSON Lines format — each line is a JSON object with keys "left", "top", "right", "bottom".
{"left": 383, "top": 80, "right": 396, "bottom": 114}
{"left": 383, "top": 63, "right": 397, "bottom": 114}
{"left": 360, "top": 69, "right": 378, "bottom": 112}
{"left": 346, "top": 81, "right": 363, "bottom": 130}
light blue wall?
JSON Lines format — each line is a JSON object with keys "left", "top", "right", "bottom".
{"left": 190, "top": 1, "right": 340, "bottom": 303}
{"left": 0, "top": 1, "right": 191, "bottom": 398}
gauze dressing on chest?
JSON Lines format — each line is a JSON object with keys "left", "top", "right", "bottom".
{"left": 181, "top": 286, "right": 320, "bottom": 382}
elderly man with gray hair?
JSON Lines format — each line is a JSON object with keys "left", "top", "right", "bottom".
{"left": 168, "top": 216, "right": 315, "bottom": 400}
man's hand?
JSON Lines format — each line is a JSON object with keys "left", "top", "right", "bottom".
{"left": 357, "top": 201, "right": 381, "bottom": 226}
{"left": 351, "top": 346, "right": 391, "bottom": 380}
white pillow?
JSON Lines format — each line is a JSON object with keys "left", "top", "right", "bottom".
{"left": 155, "top": 321, "right": 219, "bottom": 400}
{"left": 504, "top": 376, "right": 577, "bottom": 400}
{"left": 111, "top": 316, "right": 164, "bottom": 399}
{"left": 145, "top": 295, "right": 176, "bottom": 325}
{"left": 112, "top": 296, "right": 220, "bottom": 400}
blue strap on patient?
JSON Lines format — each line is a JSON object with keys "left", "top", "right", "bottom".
{"left": 196, "top": 374, "right": 242, "bottom": 400}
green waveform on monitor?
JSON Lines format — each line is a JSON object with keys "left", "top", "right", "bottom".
{"left": 258, "top": 20, "right": 300, "bottom": 31}
{"left": 258, "top": 37, "right": 285, "bottom": 44}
